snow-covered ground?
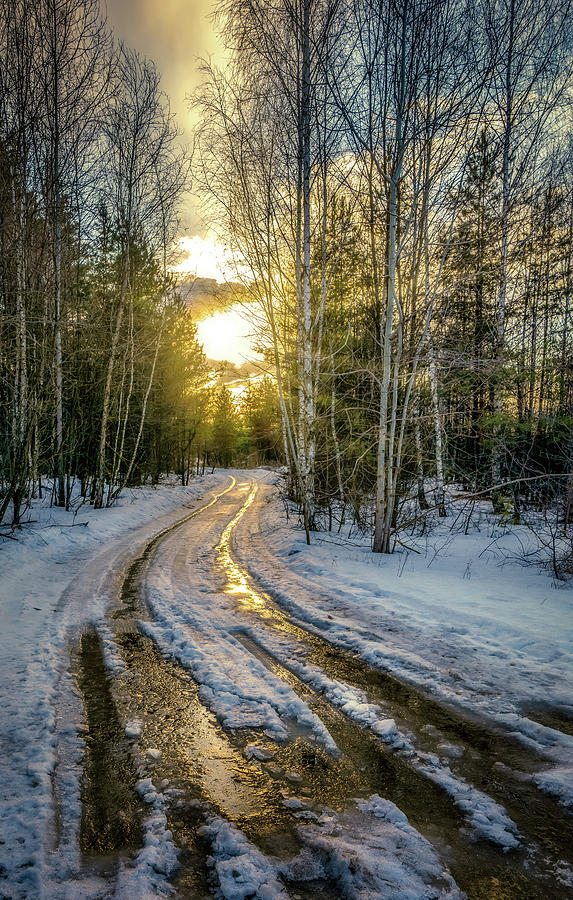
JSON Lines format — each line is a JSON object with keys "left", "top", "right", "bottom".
{"left": 201, "top": 795, "right": 461, "bottom": 900}
{"left": 0, "top": 474, "right": 227, "bottom": 898}
{"left": 145, "top": 478, "right": 523, "bottom": 852}
{"left": 233, "top": 473, "right": 573, "bottom": 810}
{"left": 1, "top": 468, "right": 572, "bottom": 899}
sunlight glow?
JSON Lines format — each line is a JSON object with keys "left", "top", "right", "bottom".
{"left": 172, "top": 234, "right": 232, "bottom": 281}
{"left": 217, "top": 483, "right": 265, "bottom": 604}
{"left": 196, "top": 306, "right": 263, "bottom": 364}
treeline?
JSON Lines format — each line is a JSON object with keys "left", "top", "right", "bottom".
{"left": 0, "top": 0, "right": 209, "bottom": 524}
{"left": 197, "top": 0, "right": 573, "bottom": 550}
{"left": 208, "top": 378, "right": 283, "bottom": 469}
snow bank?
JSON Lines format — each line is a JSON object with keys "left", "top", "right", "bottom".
{"left": 202, "top": 795, "right": 462, "bottom": 899}
{"left": 0, "top": 473, "right": 227, "bottom": 897}
{"left": 233, "top": 473, "right": 573, "bottom": 808}
{"left": 295, "top": 796, "right": 462, "bottom": 899}
{"left": 201, "top": 816, "right": 289, "bottom": 900}
{"left": 114, "top": 778, "right": 179, "bottom": 897}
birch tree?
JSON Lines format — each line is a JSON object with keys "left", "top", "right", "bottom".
{"left": 93, "top": 46, "right": 187, "bottom": 507}
{"left": 483, "top": 0, "right": 573, "bottom": 496}
{"left": 331, "top": 0, "right": 480, "bottom": 550}
{"left": 34, "top": 0, "right": 110, "bottom": 506}
{"left": 198, "top": 0, "right": 344, "bottom": 540}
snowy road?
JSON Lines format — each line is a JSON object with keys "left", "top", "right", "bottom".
{"left": 4, "top": 471, "right": 573, "bottom": 898}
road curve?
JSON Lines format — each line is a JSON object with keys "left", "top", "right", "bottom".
{"left": 55, "top": 472, "right": 573, "bottom": 899}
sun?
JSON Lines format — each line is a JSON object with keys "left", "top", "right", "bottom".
{"left": 196, "top": 308, "right": 262, "bottom": 364}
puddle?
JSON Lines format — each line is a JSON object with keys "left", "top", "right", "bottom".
{"left": 236, "top": 632, "right": 573, "bottom": 900}
{"left": 108, "top": 547, "right": 310, "bottom": 891}
{"left": 118, "top": 554, "right": 295, "bottom": 834}
{"left": 74, "top": 480, "right": 573, "bottom": 898}
{"left": 75, "top": 628, "right": 143, "bottom": 862}
{"left": 108, "top": 504, "right": 446, "bottom": 895}
{"left": 216, "top": 490, "right": 573, "bottom": 898}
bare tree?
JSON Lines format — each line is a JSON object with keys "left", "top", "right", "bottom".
{"left": 330, "top": 0, "right": 480, "bottom": 550}
{"left": 93, "top": 45, "right": 188, "bottom": 507}
{"left": 197, "top": 0, "right": 344, "bottom": 540}
{"left": 34, "top": 0, "right": 110, "bottom": 506}
{"left": 483, "top": 0, "right": 573, "bottom": 496}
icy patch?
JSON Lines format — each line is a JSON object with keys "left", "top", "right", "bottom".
{"left": 140, "top": 618, "right": 338, "bottom": 753}
{"left": 201, "top": 796, "right": 461, "bottom": 899}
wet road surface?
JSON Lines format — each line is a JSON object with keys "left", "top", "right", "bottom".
{"left": 71, "top": 475, "right": 573, "bottom": 898}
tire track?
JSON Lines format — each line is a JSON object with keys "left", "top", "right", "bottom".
{"left": 70, "top": 473, "right": 573, "bottom": 898}
{"left": 218, "top": 478, "right": 573, "bottom": 897}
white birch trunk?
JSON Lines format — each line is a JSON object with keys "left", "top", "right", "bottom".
{"left": 428, "top": 338, "right": 446, "bottom": 516}
{"left": 94, "top": 249, "right": 129, "bottom": 508}
{"left": 373, "top": 173, "right": 398, "bottom": 554}
{"left": 492, "top": 0, "right": 515, "bottom": 496}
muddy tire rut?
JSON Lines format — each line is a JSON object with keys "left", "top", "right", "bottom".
{"left": 69, "top": 479, "right": 573, "bottom": 899}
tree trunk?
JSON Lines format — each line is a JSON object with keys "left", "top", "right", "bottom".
{"left": 94, "top": 250, "right": 129, "bottom": 508}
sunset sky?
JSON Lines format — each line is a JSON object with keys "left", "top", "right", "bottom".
{"left": 106, "top": 0, "right": 222, "bottom": 244}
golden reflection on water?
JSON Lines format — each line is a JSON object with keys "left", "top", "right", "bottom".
{"left": 217, "top": 482, "right": 265, "bottom": 606}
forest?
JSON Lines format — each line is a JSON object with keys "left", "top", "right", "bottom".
{"left": 1, "top": 0, "right": 572, "bottom": 559}
{"left": 196, "top": 0, "right": 573, "bottom": 554}
{"left": 0, "top": 0, "right": 282, "bottom": 525}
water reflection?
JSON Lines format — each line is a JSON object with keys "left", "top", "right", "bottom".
{"left": 215, "top": 480, "right": 573, "bottom": 899}
{"left": 217, "top": 482, "right": 265, "bottom": 605}
{"left": 76, "top": 629, "right": 143, "bottom": 858}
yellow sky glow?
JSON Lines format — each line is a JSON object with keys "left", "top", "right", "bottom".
{"left": 196, "top": 307, "right": 262, "bottom": 365}
{"left": 173, "top": 235, "right": 232, "bottom": 281}
{"left": 106, "top": 0, "right": 226, "bottom": 233}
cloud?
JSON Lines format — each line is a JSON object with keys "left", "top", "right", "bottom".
{"left": 106, "top": 0, "right": 224, "bottom": 230}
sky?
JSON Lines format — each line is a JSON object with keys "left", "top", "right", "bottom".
{"left": 106, "top": 0, "right": 222, "bottom": 240}
{"left": 196, "top": 307, "right": 264, "bottom": 365}
{"left": 105, "top": 1, "right": 260, "bottom": 362}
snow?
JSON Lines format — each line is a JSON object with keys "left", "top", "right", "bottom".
{"left": 124, "top": 778, "right": 178, "bottom": 891}
{"left": 242, "top": 625, "right": 520, "bottom": 848}
{"left": 244, "top": 744, "right": 275, "bottom": 761}
{"left": 296, "top": 796, "right": 461, "bottom": 899}
{"left": 202, "top": 795, "right": 461, "bottom": 899}
{"left": 145, "top": 748, "right": 162, "bottom": 760}
{"left": 142, "top": 526, "right": 339, "bottom": 752}
{"left": 1, "top": 466, "right": 572, "bottom": 897}
{"left": 126, "top": 718, "right": 144, "bottom": 738}
{"left": 0, "top": 473, "right": 227, "bottom": 898}
{"left": 201, "top": 816, "right": 290, "bottom": 900}
{"left": 233, "top": 472, "right": 573, "bottom": 809}
{"left": 96, "top": 618, "right": 126, "bottom": 674}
